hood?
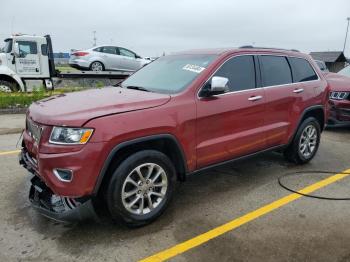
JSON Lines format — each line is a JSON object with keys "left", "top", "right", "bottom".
{"left": 28, "top": 87, "right": 171, "bottom": 126}
{"left": 324, "top": 72, "right": 350, "bottom": 92}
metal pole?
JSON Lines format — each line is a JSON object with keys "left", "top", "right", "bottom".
{"left": 343, "top": 17, "right": 350, "bottom": 53}
{"left": 93, "top": 31, "right": 97, "bottom": 47}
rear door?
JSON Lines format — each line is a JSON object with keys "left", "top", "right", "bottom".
{"left": 196, "top": 55, "right": 266, "bottom": 168}
{"left": 288, "top": 57, "right": 319, "bottom": 99}
{"left": 15, "top": 40, "right": 41, "bottom": 75}
{"left": 259, "top": 55, "right": 305, "bottom": 147}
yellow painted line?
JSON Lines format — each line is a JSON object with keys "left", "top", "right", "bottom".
{"left": 140, "top": 168, "right": 350, "bottom": 262}
{"left": 0, "top": 150, "right": 21, "bottom": 156}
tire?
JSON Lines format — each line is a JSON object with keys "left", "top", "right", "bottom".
{"left": 90, "top": 61, "right": 105, "bottom": 71}
{"left": 284, "top": 117, "right": 321, "bottom": 164}
{"left": 106, "top": 150, "right": 176, "bottom": 227}
{"left": 0, "top": 80, "right": 19, "bottom": 92}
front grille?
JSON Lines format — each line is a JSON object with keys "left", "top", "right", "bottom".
{"left": 26, "top": 118, "right": 43, "bottom": 143}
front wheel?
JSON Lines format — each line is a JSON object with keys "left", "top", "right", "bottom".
{"left": 106, "top": 150, "right": 176, "bottom": 227}
{"left": 0, "top": 80, "right": 19, "bottom": 92}
{"left": 284, "top": 117, "right": 321, "bottom": 164}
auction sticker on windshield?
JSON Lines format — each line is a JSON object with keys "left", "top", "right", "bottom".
{"left": 182, "top": 64, "right": 206, "bottom": 73}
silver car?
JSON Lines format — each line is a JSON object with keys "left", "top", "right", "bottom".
{"left": 69, "top": 45, "right": 150, "bottom": 71}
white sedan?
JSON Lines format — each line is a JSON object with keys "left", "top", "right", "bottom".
{"left": 69, "top": 45, "right": 150, "bottom": 71}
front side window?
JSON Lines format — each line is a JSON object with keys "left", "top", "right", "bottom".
{"left": 17, "top": 41, "right": 38, "bottom": 57}
{"left": 289, "top": 57, "right": 318, "bottom": 82}
{"left": 119, "top": 48, "right": 136, "bottom": 58}
{"left": 121, "top": 54, "right": 217, "bottom": 94}
{"left": 210, "top": 55, "right": 256, "bottom": 92}
{"left": 260, "top": 56, "right": 292, "bottom": 87}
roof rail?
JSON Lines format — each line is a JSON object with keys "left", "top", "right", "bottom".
{"left": 239, "top": 45, "right": 300, "bottom": 52}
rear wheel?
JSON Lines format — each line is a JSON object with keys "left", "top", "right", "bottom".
{"left": 0, "top": 80, "right": 19, "bottom": 92}
{"left": 90, "top": 61, "right": 104, "bottom": 71}
{"left": 284, "top": 117, "right": 321, "bottom": 164}
{"left": 106, "top": 150, "right": 176, "bottom": 227}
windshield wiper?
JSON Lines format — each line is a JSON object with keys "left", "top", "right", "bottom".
{"left": 125, "top": 86, "right": 150, "bottom": 92}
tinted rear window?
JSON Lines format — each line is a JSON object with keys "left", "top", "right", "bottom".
{"left": 260, "top": 56, "right": 292, "bottom": 87}
{"left": 289, "top": 57, "right": 318, "bottom": 82}
{"left": 102, "top": 46, "right": 117, "bottom": 54}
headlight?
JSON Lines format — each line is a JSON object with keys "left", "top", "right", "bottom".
{"left": 49, "top": 127, "right": 94, "bottom": 145}
{"left": 330, "top": 91, "right": 349, "bottom": 100}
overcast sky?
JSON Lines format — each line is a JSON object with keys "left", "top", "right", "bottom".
{"left": 1, "top": 0, "right": 350, "bottom": 57}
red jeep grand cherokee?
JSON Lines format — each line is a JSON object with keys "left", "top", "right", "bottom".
{"left": 20, "top": 47, "right": 329, "bottom": 226}
{"left": 323, "top": 68, "right": 350, "bottom": 126}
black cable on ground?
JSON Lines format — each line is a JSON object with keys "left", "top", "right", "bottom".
{"left": 278, "top": 171, "right": 350, "bottom": 200}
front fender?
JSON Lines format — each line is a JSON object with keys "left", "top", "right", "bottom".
{"left": 0, "top": 65, "right": 25, "bottom": 91}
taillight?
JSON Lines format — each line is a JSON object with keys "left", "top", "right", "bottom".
{"left": 72, "top": 51, "right": 89, "bottom": 57}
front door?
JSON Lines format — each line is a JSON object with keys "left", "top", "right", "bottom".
{"left": 101, "top": 46, "right": 119, "bottom": 70}
{"left": 15, "top": 40, "right": 41, "bottom": 75}
{"left": 196, "top": 55, "right": 266, "bottom": 169}
{"left": 117, "top": 47, "right": 140, "bottom": 70}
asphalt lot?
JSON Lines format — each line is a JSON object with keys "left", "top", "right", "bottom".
{"left": 0, "top": 127, "right": 350, "bottom": 262}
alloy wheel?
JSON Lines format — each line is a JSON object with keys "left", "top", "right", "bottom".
{"left": 121, "top": 163, "right": 168, "bottom": 215}
{"left": 299, "top": 124, "right": 318, "bottom": 158}
{"left": 91, "top": 62, "right": 103, "bottom": 71}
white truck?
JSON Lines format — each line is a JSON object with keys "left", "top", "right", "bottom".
{"left": 0, "top": 34, "right": 132, "bottom": 92}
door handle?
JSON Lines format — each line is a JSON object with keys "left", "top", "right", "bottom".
{"left": 293, "top": 88, "right": 304, "bottom": 93}
{"left": 248, "top": 95, "right": 263, "bottom": 101}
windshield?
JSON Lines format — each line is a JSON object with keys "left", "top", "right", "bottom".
{"left": 121, "top": 54, "right": 218, "bottom": 94}
{"left": 2, "top": 39, "right": 13, "bottom": 53}
{"left": 338, "top": 66, "right": 350, "bottom": 77}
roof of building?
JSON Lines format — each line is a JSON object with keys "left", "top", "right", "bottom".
{"left": 309, "top": 51, "right": 347, "bottom": 63}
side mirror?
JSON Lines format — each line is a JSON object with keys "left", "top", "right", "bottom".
{"left": 135, "top": 54, "right": 142, "bottom": 59}
{"left": 13, "top": 43, "right": 20, "bottom": 57}
{"left": 211, "top": 76, "right": 229, "bottom": 94}
{"left": 200, "top": 76, "right": 229, "bottom": 97}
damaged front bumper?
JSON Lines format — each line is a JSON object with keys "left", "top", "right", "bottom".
{"left": 19, "top": 149, "right": 98, "bottom": 223}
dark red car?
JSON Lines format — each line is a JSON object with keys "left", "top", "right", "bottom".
{"left": 323, "top": 66, "right": 350, "bottom": 126}
{"left": 20, "top": 47, "right": 329, "bottom": 226}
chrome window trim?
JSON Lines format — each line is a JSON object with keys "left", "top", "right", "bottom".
{"left": 197, "top": 53, "right": 321, "bottom": 100}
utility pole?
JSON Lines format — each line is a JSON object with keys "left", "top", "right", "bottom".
{"left": 343, "top": 17, "right": 350, "bottom": 53}
{"left": 93, "top": 31, "right": 97, "bottom": 47}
